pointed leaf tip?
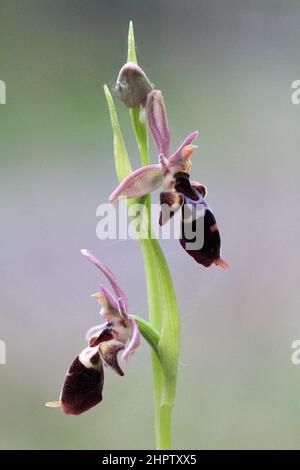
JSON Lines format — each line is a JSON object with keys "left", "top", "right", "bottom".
{"left": 128, "top": 21, "right": 137, "bottom": 64}
{"left": 103, "top": 83, "right": 132, "bottom": 181}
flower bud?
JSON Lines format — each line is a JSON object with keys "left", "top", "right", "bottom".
{"left": 115, "top": 62, "right": 153, "bottom": 108}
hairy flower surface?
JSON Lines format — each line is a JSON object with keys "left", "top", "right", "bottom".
{"left": 46, "top": 250, "right": 140, "bottom": 415}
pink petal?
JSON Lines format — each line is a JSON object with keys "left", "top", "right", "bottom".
{"left": 146, "top": 90, "right": 170, "bottom": 158}
{"left": 81, "top": 249, "right": 128, "bottom": 311}
{"left": 99, "top": 285, "right": 119, "bottom": 312}
{"left": 117, "top": 296, "right": 129, "bottom": 321}
{"left": 121, "top": 316, "right": 141, "bottom": 362}
{"left": 168, "top": 131, "right": 198, "bottom": 167}
{"left": 109, "top": 164, "right": 163, "bottom": 203}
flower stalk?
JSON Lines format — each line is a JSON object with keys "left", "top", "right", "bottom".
{"left": 104, "top": 21, "right": 180, "bottom": 449}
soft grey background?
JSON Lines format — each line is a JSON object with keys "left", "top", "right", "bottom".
{"left": 0, "top": 0, "right": 300, "bottom": 449}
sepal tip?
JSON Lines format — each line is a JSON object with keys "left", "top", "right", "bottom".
{"left": 45, "top": 401, "right": 62, "bottom": 409}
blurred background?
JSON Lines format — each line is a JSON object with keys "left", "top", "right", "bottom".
{"left": 1, "top": 0, "right": 300, "bottom": 450}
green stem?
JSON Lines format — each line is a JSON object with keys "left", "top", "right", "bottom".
{"left": 140, "top": 239, "right": 166, "bottom": 448}
{"left": 132, "top": 312, "right": 165, "bottom": 447}
{"left": 127, "top": 21, "right": 178, "bottom": 444}
{"left": 153, "top": 354, "right": 165, "bottom": 449}
{"left": 138, "top": 193, "right": 178, "bottom": 450}
{"left": 143, "top": 238, "right": 179, "bottom": 449}
{"left": 158, "top": 404, "right": 172, "bottom": 450}
{"left": 105, "top": 23, "right": 180, "bottom": 448}
{"left": 126, "top": 25, "right": 173, "bottom": 447}
{"left": 129, "top": 107, "right": 149, "bottom": 166}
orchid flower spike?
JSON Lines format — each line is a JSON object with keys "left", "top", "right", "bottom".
{"left": 46, "top": 250, "right": 140, "bottom": 415}
{"left": 110, "top": 86, "right": 228, "bottom": 269}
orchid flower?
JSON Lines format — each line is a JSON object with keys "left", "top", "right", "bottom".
{"left": 46, "top": 249, "right": 140, "bottom": 415}
{"left": 110, "top": 85, "right": 228, "bottom": 269}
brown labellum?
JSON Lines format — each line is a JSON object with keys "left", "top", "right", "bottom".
{"left": 61, "top": 352, "right": 104, "bottom": 415}
{"left": 180, "top": 207, "right": 224, "bottom": 268}
{"left": 173, "top": 171, "right": 228, "bottom": 268}
{"left": 159, "top": 191, "right": 183, "bottom": 225}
